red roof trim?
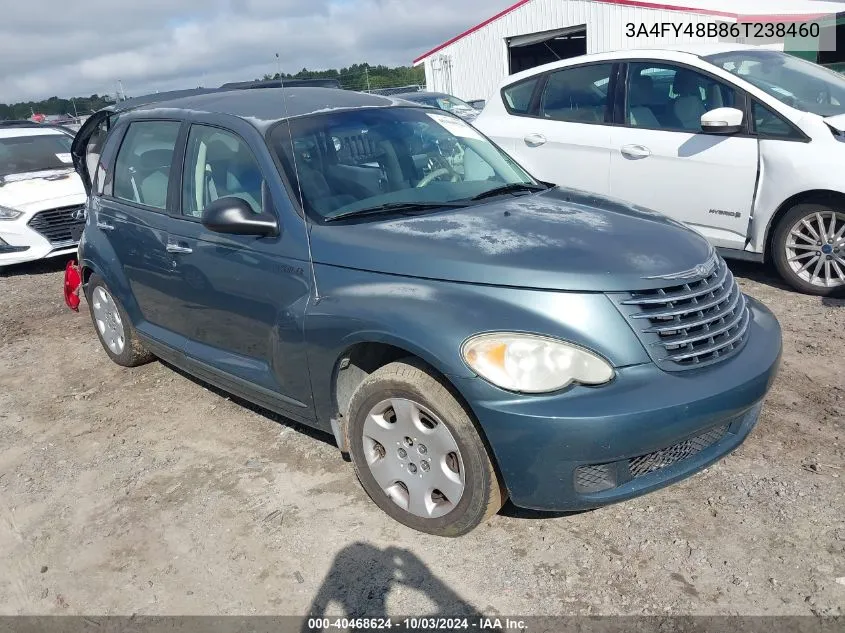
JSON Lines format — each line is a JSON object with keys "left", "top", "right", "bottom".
{"left": 413, "top": 0, "right": 532, "bottom": 64}
{"left": 412, "top": 0, "right": 835, "bottom": 64}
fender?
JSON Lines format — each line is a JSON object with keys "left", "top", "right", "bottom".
{"left": 305, "top": 264, "right": 650, "bottom": 426}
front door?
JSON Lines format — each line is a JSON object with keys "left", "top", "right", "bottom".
{"left": 610, "top": 62, "right": 758, "bottom": 250}
{"left": 166, "top": 123, "right": 314, "bottom": 418}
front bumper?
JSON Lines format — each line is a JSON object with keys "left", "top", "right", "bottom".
{"left": 456, "top": 296, "right": 782, "bottom": 511}
{"left": 0, "top": 217, "right": 80, "bottom": 267}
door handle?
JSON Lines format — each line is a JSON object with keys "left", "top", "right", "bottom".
{"left": 621, "top": 144, "right": 652, "bottom": 159}
{"left": 524, "top": 133, "right": 547, "bottom": 147}
{"left": 96, "top": 221, "right": 115, "bottom": 231}
{"left": 166, "top": 243, "right": 193, "bottom": 254}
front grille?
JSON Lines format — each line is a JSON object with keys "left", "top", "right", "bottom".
{"left": 628, "top": 424, "right": 729, "bottom": 478}
{"left": 614, "top": 256, "right": 750, "bottom": 371}
{"left": 27, "top": 206, "right": 85, "bottom": 245}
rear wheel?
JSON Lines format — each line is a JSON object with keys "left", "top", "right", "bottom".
{"left": 772, "top": 203, "right": 845, "bottom": 297}
{"left": 85, "top": 274, "right": 154, "bottom": 367}
{"left": 346, "top": 359, "right": 504, "bottom": 537}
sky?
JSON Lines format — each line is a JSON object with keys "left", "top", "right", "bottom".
{"left": 1, "top": 0, "right": 507, "bottom": 103}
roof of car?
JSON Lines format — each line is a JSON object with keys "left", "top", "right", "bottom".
{"left": 0, "top": 125, "right": 71, "bottom": 139}
{"left": 501, "top": 44, "right": 771, "bottom": 85}
{"left": 396, "top": 91, "right": 447, "bottom": 99}
{"left": 125, "top": 87, "right": 410, "bottom": 129}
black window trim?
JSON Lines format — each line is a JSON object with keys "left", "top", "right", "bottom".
{"left": 106, "top": 117, "right": 187, "bottom": 215}
{"left": 173, "top": 121, "right": 276, "bottom": 224}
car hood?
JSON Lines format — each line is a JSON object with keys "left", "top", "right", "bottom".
{"left": 823, "top": 113, "right": 845, "bottom": 132}
{"left": 0, "top": 169, "right": 86, "bottom": 212}
{"left": 310, "top": 187, "right": 715, "bottom": 292}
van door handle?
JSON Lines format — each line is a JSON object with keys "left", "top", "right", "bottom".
{"left": 524, "top": 133, "right": 547, "bottom": 147}
{"left": 166, "top": 243, "right": 193, "bottom": 254}
{"left": 96, "top": 221, "right": 115, "bottom": 231}
{"left": 621, "top": 144, "right": 652, "bottom": 159}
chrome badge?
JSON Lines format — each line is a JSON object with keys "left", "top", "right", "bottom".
{"left": 645, "top": 253, "right": 718, "bottom": 281}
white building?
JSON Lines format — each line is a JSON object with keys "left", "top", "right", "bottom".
{"left": 413, "top": 0, "right": 845, "bottom": 102}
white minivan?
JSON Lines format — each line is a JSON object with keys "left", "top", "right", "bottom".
{"left": 476, "top": 45, "right": 845, "bottom": 296}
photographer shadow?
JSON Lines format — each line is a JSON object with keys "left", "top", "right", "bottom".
{"left": 301, "top": 542, "right": 498, "bottom": 632}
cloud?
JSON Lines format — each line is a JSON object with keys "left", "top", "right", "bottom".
{"left": 0, "top": 0, "right": 504, "bottom": 102}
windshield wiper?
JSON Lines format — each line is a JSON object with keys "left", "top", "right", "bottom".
{"left": 324, "top": 201, "right": 469, "bottom": 223}
{"left": 470, "top": 182, "right": 548, "bottom": 201}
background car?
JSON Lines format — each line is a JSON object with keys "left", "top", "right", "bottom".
{"left": 475, "top": 45, "right": 845, "bottom": 296}
{"left": 0, "top": 123, "right": 87, "bottom": 266}
{"left": 394, "top": 91, "right": 481, "bottom": 122}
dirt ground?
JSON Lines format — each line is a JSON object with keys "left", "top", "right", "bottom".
{"left": 0, "top": 257, "right": 843, "bottom": 619}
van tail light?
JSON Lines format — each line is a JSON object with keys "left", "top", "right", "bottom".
{"left": 64, "top": 260, "right": 82, "bottom": 312}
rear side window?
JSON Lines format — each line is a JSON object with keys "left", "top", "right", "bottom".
{"left": 502, "top": 78, "right": 540, "bottom": 114}
{"left": 113, "top": 121, "right": 181, "bottom": 210}
{"left": 182, "top": 125, "right": 265, "bottom": 218}
{"left": 539, "top": 64, "right": 614, "bottom": 123}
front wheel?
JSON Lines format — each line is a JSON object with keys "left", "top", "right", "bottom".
{"left": 346, "top": 359, "right": 505, "bottom": 537}
{"left": 772, "top": 203, "right": 845, "bottom": 297}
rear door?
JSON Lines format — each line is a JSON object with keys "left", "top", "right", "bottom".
{"left": 94, "top": 118, "right": 189, "bottom": 348}
{"left": 489, "top": 62, "right": 619, "bottom": 195}
{"left": 609, "top": 61, "right": 758, "bottom": 250}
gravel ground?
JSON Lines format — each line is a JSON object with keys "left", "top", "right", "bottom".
{"left": 0, "top": 258, "right": 843, "bottom": 618}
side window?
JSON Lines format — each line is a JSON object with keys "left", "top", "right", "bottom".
{"left": 538, "top": 64, "right": 614, "bottom": 123}
{"left": 113, "top": 121, "right": 180, "bottom": 210}
{"left": 502, "top": 77, "right": 540, "bottom": 115}
{"left": 182, "top": 125, "right": 265, "bottom": 219}
{"left": 626, "top": 63, "right": 738, "bottom": 132}
{"left": 752, "top": 100, "right": 802, "bottom": 139}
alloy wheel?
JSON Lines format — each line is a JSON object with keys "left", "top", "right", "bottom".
{"left": 785, "top": 210, "right": 845, "bottom": 288}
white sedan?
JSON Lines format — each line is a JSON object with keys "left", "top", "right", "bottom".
{"left": 475, "top": 44, "right": 845, "bottom": 296}
{"left": 0, "top": 124, "right": 87, "bottom": 267}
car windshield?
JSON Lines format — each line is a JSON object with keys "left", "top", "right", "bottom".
{"left": 0, "top": 132, "right": 74, "bottom": 177}
{"left": 270, "top": 106, "right": 536, "bottom": 221}
{"left": 705, "top": 49, "right": 845, "bottom": 117}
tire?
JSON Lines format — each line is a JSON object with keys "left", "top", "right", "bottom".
{"left": 346, "top": 358, "right": 505, "bottom": 537}
{"left": 772, "top": 203, "right": 845, "bottom": 297}
{"left": 85, "top": 274, "right": 154, "bottom": 367}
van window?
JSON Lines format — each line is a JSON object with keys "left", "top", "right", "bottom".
{"left": 113, "top": 121, "right": 181, "bottom": 210}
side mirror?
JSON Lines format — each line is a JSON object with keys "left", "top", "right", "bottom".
{"left": 201, "top": 196, "right": 279, "bottom": 237}
{"left": 701, "top": 107, "right": 744, "bottom": 134}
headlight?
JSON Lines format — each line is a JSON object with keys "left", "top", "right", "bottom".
{"left": 461, "top": 333, "right": 614, "bottom": 393}
{"left": 0, "top": 205, "right": 23, "bottom": 221}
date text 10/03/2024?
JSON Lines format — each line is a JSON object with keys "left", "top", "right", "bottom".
{"left": 305, "top": 617, "right": 526, "bottom": 630}
{"left": 625, "top": 22, "right": 821, "bottom": 39}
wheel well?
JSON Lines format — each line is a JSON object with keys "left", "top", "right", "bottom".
{"left": 82, "top": 266, "right": 94, "bottom": 284}
{"left": 332, "top": 343, "right": 413, "bottom": 420}
{"left": 765, "top": 190, "right": 845, "bottom": 262}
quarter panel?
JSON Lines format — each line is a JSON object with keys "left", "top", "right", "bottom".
{"left": 752, "top": 126, "right": 845, "bottom": 253}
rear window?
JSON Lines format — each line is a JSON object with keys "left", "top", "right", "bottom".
{"left": 0, "top": 133, "right": 73, "bottom": 177}
{"left": 502, "top": 78, "right": 540, "bottom": 114}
